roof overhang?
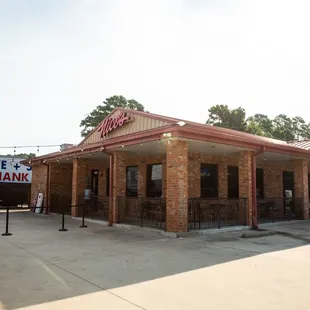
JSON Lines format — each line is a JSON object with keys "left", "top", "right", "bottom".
{"left": 22, "top": 123, "right": 310, "bottom": 165}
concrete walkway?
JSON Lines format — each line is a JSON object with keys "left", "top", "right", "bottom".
{"left": 1, "top": 212, "right": 310, "bottom": 310}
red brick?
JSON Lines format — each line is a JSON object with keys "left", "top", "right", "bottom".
{"left": 166, "top": 139, "right": 188, "bottom": 233}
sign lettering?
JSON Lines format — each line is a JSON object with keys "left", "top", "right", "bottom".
{"left": 0, "top": 157, "right": 32, "bottom": 184}
{"left": 97, "top": 112, "right": 130, "bottom": 138}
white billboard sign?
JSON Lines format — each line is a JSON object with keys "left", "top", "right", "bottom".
{"left": 0, "top": 157, "right": 32, "bottom": 184}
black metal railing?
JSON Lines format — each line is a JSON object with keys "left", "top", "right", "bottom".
{"left": 257, "top": 197, "right": 303, "bottom": 223}
{"left": 188, "top": 198, "right": 247, "bottom": 230}
{"left": 79, "top": 196, "right": 109, "bottom": 221}
{"left": 117, "top": 197, "right": 166, "bottom": 230}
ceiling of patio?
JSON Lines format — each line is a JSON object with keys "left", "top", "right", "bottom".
{"left": 256, "top": 151, "right": 307, "bottom": 162}
{"left": 54, "top": 150, "right": 109, "bottom": 163}
{"left": 114, "top": 139, "right": 252, "bottom": 157}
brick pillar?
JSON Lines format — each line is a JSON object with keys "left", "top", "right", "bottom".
{"left": 188, "top": 154, "right": 200, "bottom": 198}
{"left": 218, "top": 162, "right": 228, "bottom": 198}
{"left": 138, "top": 163, "right": 147, "bottom": 197}
{"left": 293, "top": 159, "right": 309, "bottom": 219}
{"left": 112, "top": 152, "right": 126, "bottom": 223}
{"left": 238, "top": 151, "right": 253, "bottom": 225}
{"left": 162, "top": 159, "right": 167, "bottom": 198}
{"left": 166, "top": 139, "right": 188, "bottom": 233}
{"left": 71, "top": 158, "right": 87, "bottom": 217}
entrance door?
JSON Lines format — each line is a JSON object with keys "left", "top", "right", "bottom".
{"left": 283, "top": 171, "right": 294, "bottom": 215}
{"left": 91, "top": 169, "right": 99, "bottom": 196}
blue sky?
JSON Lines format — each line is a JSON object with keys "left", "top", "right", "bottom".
{"left": 1, "top": 0, "right": 310, "bottom": 155}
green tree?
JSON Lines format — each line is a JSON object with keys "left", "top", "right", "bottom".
{"left": 1, "top": 153, "right": 36, "bottom": 159}
{"left": 246, "top": 114, "right": 273, "bottom": 137}
{"left": 206, "top": 105, "right": 247, "bottom": 131}
{"left": 271, "top": 114, "right": 295, "bottom": 141}
{"left": 80, "top": 95, "right": 146, "bottom": 137}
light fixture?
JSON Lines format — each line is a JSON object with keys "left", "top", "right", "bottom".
{"left": 163, "top": 133, "right": 172, "bottom": 138}
{"left": 177, "top": 121, "right": 186, "bottom": 126}
{"left": 100, "top": 146, "right": 104, "bottom": 151}
{"left": 81, "top": 147, "right": 84, "bottom": 152}
{"left": 121, "top": 144, "right": 124, "bottom": 148}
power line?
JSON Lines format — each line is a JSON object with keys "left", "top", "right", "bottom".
{"left": 0, "top": 144, "right": 61, "bottom": 149}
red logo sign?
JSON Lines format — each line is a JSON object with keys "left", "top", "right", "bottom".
{"left": 97, "top": 111, "right": 130, "bottom": 138}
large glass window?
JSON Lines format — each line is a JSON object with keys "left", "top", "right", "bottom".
{"left": 228, "top": 166, "right": 239, "bottom": 198}
{"left": 147, "top": 164, "right": 162, "bottom": 197}
{"left": 126, "top": 166, "right": 138, "bottom": 197}
{"left": 200, "top": 163, "right": 218, "bottom": 198}
{"left": 256, "top": 168, "right": 264, "bottom": 198}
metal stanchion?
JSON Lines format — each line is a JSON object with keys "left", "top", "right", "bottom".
{"left": 2, "top": 206, "right": 12, "bottom": 236}
{"left": 79, "top": 205, "right": 87, "bottom": 228}
{"left": 59, "top": 208, "right": 68, "bottom": 232}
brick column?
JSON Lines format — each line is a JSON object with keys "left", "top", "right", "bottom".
{"left": 188, "top": 154, "right": 200, "bottom": 198}
{"left": 112, "top": 152, "right": 126, "bottom": 223}
{"left": 138, "top": 163, "right": 147, "bottom": 197}
{"left": 218, "top": 162, "right": 228, "bottom": 198}
{"left": 293, "top": 159, "right": 309, "bottom": 219}
{"left": 166, "top": 139, "right": 188, "bottom": 233}
{"left": 71, "top": 158, "right": 87, "bottom": 217}
{"left": 238, "top": 151, "right": 253, "bottom": 225}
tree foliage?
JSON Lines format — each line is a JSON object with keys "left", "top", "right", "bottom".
{"left": 206, "top": 106, "right": 310, "bottom": 142}
{"left": 206, "top": 105, "right": 247, "bottom": 131}
{"left": 80, "top": 95, "right": 146, "bottom": 137}
{"left": 0, "top": 153, "right": 36, "bottom": 159}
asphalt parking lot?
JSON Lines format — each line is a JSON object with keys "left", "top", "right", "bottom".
{"left": 1, "top": 211, "right": 310, "bottom": 310}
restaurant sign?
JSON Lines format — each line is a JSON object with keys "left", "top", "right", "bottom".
{"left": 97, "top": 111, "right": 130, "bottom": 138}
{"left": 0, "top": 157, "right": 32, "bottom": 183}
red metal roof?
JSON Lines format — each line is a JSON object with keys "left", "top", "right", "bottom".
{"left": 289, "top": 140, "right": 310, "bottom": 150}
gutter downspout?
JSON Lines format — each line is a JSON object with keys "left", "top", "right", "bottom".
{"left": 251, "top": 146, "right": 265, "bottom": 229}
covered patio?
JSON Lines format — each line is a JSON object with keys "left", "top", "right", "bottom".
{"left": 25, "top": 108, "right": 310, "bottom": 233}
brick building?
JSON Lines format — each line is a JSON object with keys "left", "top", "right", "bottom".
{"left": 25, "top": 108, "right": 310, "bottom": 233}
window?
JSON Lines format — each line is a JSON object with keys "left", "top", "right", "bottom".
{"left": 228, "top": 166, "right": 239, "bottom": 198}
{"left": 106, "top": 168, "right": 110, "bottom": 196}
{"left": 200, "top": 163, "right": 218, "bottom": 198}
{"left": 256, "top": 168, "right": 264, "bottom": 198}
{"left": 147, "top": 164, "right": 162, "bottom": 197}
{"left": 126, "top": 166, "right": 138, "bottom": 197}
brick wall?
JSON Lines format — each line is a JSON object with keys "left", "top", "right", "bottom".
{"left": 238, "top": 151, "right": 252, "bottom": 225}
{"left": 71, "top": 158, "right": 88, "bottom": 216}
{"left": 166, "top": 139, "right": 188, "bottom": 233}
{"left": 86, "top": 160, "right": 109, "bottom": 201}
{"left": 50, "top": 163, "right": 73, "bottom": 198}
{"left": 112, "top": 152, "right": 127, "bottom": 222}
{"left": 30, "top": 164, "right": 48, "bottom": 207}
{"left": 188, "top": 154, "right": 238, "bottom": 198}
{"left": 293, "top": 159, "right": 309, "bottom": 219}
{"left": 257, "top": 161, "right": 293, "bottom": 197}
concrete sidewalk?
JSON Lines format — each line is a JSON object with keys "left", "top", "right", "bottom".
{"left": 1, "top": 212, "right": 310, "bottom": 310}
